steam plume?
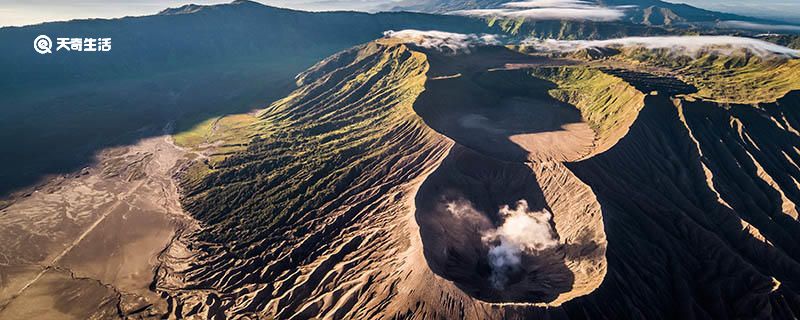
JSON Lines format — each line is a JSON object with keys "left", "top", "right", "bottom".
{"left": 445, "top": 199, "right": 559, "bottom": 289}
{"left": 482, "top": 200, "right": 558, "bottom": 289}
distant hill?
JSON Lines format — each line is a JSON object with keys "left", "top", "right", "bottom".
{"left": 0, "top": 0, "right": 497, "bottom": 94}
{"left": 601, "top": 0, "right": 775, "bottom": 26}
{"left": 390, "top": 0, "right": 795, "bottom": 28}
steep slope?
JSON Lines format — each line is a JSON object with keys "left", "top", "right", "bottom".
{"left": 553, "top": 91, "right": 800, "bottom": 319}
{"left": 530, "top": 66, "right": 647, "bottom": 153}
{"left": 162, "top": 40, "right": 452, "bottom": 318}
{"left": 163, "top": 40, "right": 800, "bottom": 319}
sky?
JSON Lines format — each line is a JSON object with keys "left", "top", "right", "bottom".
{"left": 0, "top": 0, "right": 798, "bottom": 28}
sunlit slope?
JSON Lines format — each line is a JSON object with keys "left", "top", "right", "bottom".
{"left": 178, "top": 41, "right": 443, "bottom": 240}
{"left": 671, "top": 56, "right": 800, "bottom": 103}
{"left": 164, "top": 41, "right": 455, "bottom": 318}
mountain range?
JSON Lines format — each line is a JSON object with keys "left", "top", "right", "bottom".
{"left": 389, "top": 0, "right": 796, "bottom": 26}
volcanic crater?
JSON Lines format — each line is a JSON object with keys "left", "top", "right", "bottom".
{"left": 412, "top": 47, "right": 611, "bottom": 305}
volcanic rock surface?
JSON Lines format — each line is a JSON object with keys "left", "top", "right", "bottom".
{"left": 152, "top": 41, "right": 800, "bottom": 319}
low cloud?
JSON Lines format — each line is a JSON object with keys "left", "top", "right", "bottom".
{"left": 717, "top": 20, "right": 800, "bottom": 33}
{"left": 383, "top": 30, "right": 502, "bottom": 54}
{"left": 523, "top": 36, "right": 800, "bottom": 57}
{"left": 451, "top": 0, "right": 627, "bottom": 22}
{"left": 445, "top": 199, "right": 559, "bottom": 290}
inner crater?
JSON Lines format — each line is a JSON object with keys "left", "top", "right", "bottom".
{"left": 416, "top": 146, "right": 608, "bottom": 304}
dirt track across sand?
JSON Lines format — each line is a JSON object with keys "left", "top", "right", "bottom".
{"left": 0, "top": 126, "right": 196, "bottom": 319}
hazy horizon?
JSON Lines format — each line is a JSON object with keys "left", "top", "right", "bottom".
{"left": 0, "top": 0, "right": 798, "bottom": 27}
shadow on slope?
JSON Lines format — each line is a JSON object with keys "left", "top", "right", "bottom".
{"left": 537, "top": 93, "right": 800, "bottom": 319}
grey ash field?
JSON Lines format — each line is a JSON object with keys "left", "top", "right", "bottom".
{"left": 1, "top": 0, "right": 800, "bottom": 319}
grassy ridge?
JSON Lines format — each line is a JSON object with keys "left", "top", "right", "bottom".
{"left": 179, "top": 41, "right": 442, "bottom": 242}
{"left": 616, "top": 48, "right": 800, "bottom": 103}
{"left": 678, "top": 56, "right": 800, "bottom": 103}
{"left": 531, "top": 66, "right": 646, "bottom": 152}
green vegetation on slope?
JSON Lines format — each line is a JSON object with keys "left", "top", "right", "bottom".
{"left": 173, "top": 113, "right": 258, "bottom": 165}
{"left": 531, "top": 66, "right": 646, "bottom": 153}
{"left": 677, "top": 56, "right": 800, "bottom": 103}
{"left": 180, "top": 41, "right": 444, "bottom": 243}
{"left": 618, "top": 49, "right": 800, "bottom": 103}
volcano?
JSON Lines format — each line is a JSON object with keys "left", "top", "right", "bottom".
{"left": 160, "top": 38, "right": 800, "bottom": 318}
{"left": 2, "top": 1, "right": 800, "bottom": 319}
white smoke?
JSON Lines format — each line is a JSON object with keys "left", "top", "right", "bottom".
{"left": 523, "top": 36, "right": 800, "bottom": 58}
{"left": 451, "top": 0, "right": 627, "bottom": 22}
{"left": 482, "top": 200, "right": 558, "bottom": 289}
{"left": 445, "top": 199, "right": 559, "bottom": 289}
{"left": 383, "top": 30, "right": 502, "bottom": 54}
